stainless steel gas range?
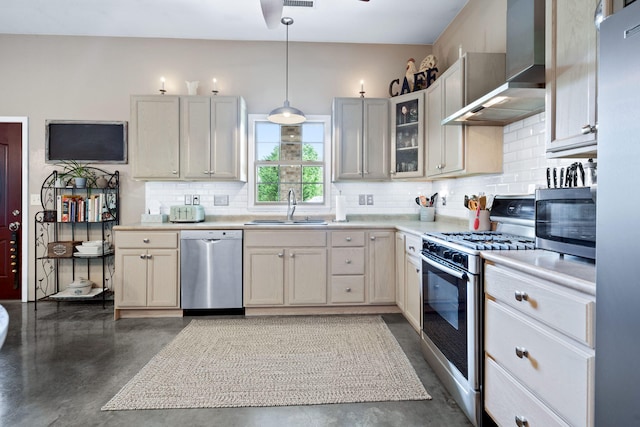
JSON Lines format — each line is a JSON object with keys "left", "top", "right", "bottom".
{"left": 420, "top": 195, "right": 535, "bottom": 427}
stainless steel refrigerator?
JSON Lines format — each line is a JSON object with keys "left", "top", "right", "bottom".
{"left": 596, "top": 2, "right": 640, "bottom": 424}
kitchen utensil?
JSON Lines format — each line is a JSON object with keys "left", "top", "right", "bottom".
{"left": 429, "top": 193, "right": 438, "bottom": 207}
{"left": 553, "top": 168, "right": 557, "bottom": 188}
{"left": 464, "top": 195, "right": 469, "bottom": 208}
{"left": 559, "top": 168, "right": 564, "bottom": 188}
{"left": 415, "top": 197, "right": 422, "bottom": 206}
{"left": 420, "top": 195, "right": 428, "bottom": 206}
{"left": 583, "top": 158, "right": 597, "bottom": 186}
{"left": 546, "top": 167, "right": 551, "bottom": 188}
{"left": 479, "top": 195, "right": 486, "bottom": 210}
{"left": 473, "top": 204, "right": 480, "bottom": 230}
{"left": 469, "top": 199, "right": 478, "bottom": 211}
{"left": 577, "top": 162, "right": 585, "bottom": 186}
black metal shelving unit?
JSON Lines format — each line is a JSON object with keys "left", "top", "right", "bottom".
{"left": 34, "top": 168, "right": 119, "bottom": 310}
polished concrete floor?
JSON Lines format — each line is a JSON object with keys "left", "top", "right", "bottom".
{"left": 0, "top": 300, "right": 472, "bottom": 427}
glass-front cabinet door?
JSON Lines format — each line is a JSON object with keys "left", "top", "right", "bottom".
{"left": 390, "top": 91, "right": 424, "bottom": 178}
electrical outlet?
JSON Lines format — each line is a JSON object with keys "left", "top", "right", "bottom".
{"left": 366, "top": 194, "right": 374, "bottom": 205}
{"left": 184, "top": 194, "right": 192, "bottom": 205}
{"left": 30, "top": 194, "right": 41, "bottom": 205}
{"left": 214, "top": 195, "right": 229, "bottom": 206}
{"left": 192, "top": 195, "right": 200, "bottom": 205}
{"left": 358, "top": 194, "right": 366, "bottom": 205}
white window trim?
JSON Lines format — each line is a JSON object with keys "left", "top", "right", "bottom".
{"left": 247, "top": 114, "right": 332, "bottom": 214}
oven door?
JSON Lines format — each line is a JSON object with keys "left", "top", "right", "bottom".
{"left": 421, "top": 253, "right": 479, "bottom": 389}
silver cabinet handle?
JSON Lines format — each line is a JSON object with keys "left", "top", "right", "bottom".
{"left": 345, "top": 237, "right": 352, "bottom": 242}
{"left": 416, "top": 268, "right": 420, "bottom": 273}
{"left": 277, "top": 252, "right": 284, "bottom": 258}
{"left": 203, "top": 171, "right": 209, "bottom": 174}
{"left": 172, "top": 170, "right": 178, "bottom": 174}
{"left": 408, "top": 245, "right": 415, "bottom": 252}
{"left": 515, "top": 415, "right": 529, "bottom": 427}
{"left": 370, "top": 236, "right": 376, "bottom": 241}
{"left": 345, "top": 259, "right": 352, "bottom": 264}
{"left": 345, "top": 287, "right": 351, "bottom": 292}
{"left": 140, "top": 254, "right": 146, "bottom": 259}
{"left": 515, "top": 347, "right": 529, "bottom": 359}
{"left": 581, "top": 124, "right": 597, "bottom": 134}
{"left": 146, "top": 254, "right": 152, "bottom": 259}
{"left": 143, "top": 238, "right": 150, "bottom": 243}
{"left": 290, "top": 253, "right": 295, "bottom": 258}
{"left": 514, "top": 291, "right": 528, "bottom": 302}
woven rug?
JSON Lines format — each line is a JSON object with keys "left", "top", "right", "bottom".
{"left": 102, "top": 315, "right": 431, "bottom": 410}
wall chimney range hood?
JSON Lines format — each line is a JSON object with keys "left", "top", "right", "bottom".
{"left": 443, "top": 0, "right": 545, "bottom": 126}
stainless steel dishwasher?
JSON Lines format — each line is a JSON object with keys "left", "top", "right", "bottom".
{"left": 180, "top": 230, "right": 243, "bottom": 311}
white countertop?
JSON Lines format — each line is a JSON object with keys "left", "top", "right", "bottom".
{"left": 482, "top": 250, "right": 596, "bottom": 296}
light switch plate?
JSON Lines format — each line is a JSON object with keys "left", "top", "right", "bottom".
{"left": 358, "top": 194, "right": 366, "bottom": 205}
{"left": 366, "top": 194, "right": 374, "bottom": 205}
{"left": 184, "top": 194, "right": 192, "bottom": 205}
{"left": 30, "top": 194, "right": 41, "bottom": 205}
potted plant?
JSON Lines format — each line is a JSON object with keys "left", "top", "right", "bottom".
{"left": 57, "top": 160, "right": 96, "bottom": 188}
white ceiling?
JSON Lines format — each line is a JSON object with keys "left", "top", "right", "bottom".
{"left": 0, "top": 0, "right": 469, "bottom": 45}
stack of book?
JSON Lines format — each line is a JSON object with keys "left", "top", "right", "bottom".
{"left": 56, "top": 194, "right": 116, "bottom": 222}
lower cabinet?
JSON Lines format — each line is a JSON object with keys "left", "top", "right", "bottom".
{"left": 243, "top": 230, "right": 327, "bottom": 306}
{"left": 484, "top": 261, "right": 595, "bottom": 427}
{"left": 114, "top": 231, "right": 180, "bottom": 318}
{"left": 395, "top": 232, "right": 422, "bottom": 333}
{"left": 367, "top": 230, "right": 395, "bottom": 304}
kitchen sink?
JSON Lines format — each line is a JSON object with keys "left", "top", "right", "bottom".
{"left": 245, "top": 219, "right": 327, "bottom": 226}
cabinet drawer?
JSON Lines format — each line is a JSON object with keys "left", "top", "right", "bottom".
{"left": 331, "top": 248, "right": 365, "bottom": 275}
{"left": 485, "top": 263, "right": 595, "bottom": 347}
{"left": 485, "top": 300, "right": 594, "bottom": 427}
{"left": 485, "top": 357, "right": 570, "bottom": 427}
{"left": 331, "top": 231, "right": 365, "bottom": 247}
{"left": 404, "top": 234, "right": 421, "bottom": 257}
{"left": 245, "top": 230, "right": 326, "bottom": 247}
{"left": 116, "top": 231, "right": 178, "bottom": 249}
{"left": 330, "top": 276, "right": 365, "bottom": 303}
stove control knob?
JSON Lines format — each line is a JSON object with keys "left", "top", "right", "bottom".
{"left": 443, "top": 250, "right": 453, "bottom": 259}
{"left": 452, "top": 253, "right": 462, "bottom": 263}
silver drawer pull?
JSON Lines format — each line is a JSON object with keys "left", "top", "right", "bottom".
{"left": 370, "top": 236, "right": 376, "bottom": 241}
{"left": 515, "top": 415, "right": 529, "bottom": 427}
{"left": 515, "top": 347, "right": 529, "bottom": 359}
{"left": 143, "top": 238, "right": 150, "bottom": 243}
{"left": 345, "top": 259, "right": 352, "bottom": 264}
{"left": 140, "top": 254, "right": 146, "bottom": 259}
{"left": 514, "top": 291, "right": 528, "bottom": 302}
{"left": 345, "top": 287, "right": 351, "bottom": 292}
{"left": 408, "top": 245, "right": 415, "bottom": 251}
{"left": 277, "top": 252, "right": 284, "bottom": 258}
{"left": 345, "top": 237, "right": 352, "bottom": 242}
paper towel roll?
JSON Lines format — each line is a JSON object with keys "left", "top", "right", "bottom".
{"left": 335, "top": 195, "right": 346, "bottom": 221}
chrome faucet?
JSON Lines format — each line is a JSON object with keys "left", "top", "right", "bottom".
{"left": 287, "top": 189, "right": 297, "bottom": 221}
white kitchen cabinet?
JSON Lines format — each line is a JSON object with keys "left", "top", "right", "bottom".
{"left": 332, "top": 97, "right": 389, "bottom": 181}
{"left": 114, "top": 231, "right": 180, "bottom": 318}
{"left": 395, "top": 232, "right": 406, "bottom": 311}
{"left": 131, "top": 95, "right": 247, "bottom": 181}
{"left": 390, "top": 92, "right": 424, "bottom": 178}
{"left": 180, "top": 95, "right": 247, "bottom": 181}
{"left": 484, "top": 261, "right": 595, "bottom": 427}
{"left": 427, "top": 53, "right": 504, "bottom": 178}
{"left": 330, "top": 231, "right": 366, "bottom": 304}
{"left": 545, "top": 0, "right": 599, "bottom": 158}
{"left": 130, "top": 95, "right": 180, "bottom": 180}
{"left": 243, "top": 230, "right": 327, "bottom": 307}
{"left": 367, "top": 230, "right": 395, "bottom": 304}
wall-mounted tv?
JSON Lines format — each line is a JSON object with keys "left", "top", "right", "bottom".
{"left": 45, "top": 120, "right": 128, "bottom": 164}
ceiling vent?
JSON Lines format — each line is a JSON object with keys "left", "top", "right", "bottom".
{"left": 284, "top": 0, "right": 315, "bottom": 8}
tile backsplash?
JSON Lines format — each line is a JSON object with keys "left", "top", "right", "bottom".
{"left": 145, "top": 112, "right": 584, "bottom": 220}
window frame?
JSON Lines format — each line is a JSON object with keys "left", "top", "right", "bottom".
{"left": 248, "top": 114, "right": 332, "bottom": 212}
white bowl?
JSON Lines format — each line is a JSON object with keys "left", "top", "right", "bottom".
{"left": 83, "top": 240, "right": 106, "bottom": 247}
{"left": 67, "top": 278, "right": 93, "bottom": 295}
{"left": 75, "top": 245, "right": 101, "bottom": 254}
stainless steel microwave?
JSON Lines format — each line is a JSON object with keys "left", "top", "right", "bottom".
{"left": 535, "top": 187, "right": 596, "bottom": 260}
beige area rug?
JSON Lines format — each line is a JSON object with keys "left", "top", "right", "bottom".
{"left": 102, "top": 315, "right": 431, "bottom": 410}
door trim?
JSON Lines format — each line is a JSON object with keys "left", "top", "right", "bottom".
{"left": 1, "top": 117, "right": 29, "bottom": 302}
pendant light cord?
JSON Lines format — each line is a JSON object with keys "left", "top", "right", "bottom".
{"left": 284, "top": 19, "right": 290, "bottom": 102}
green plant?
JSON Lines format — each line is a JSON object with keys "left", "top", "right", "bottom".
{"left": 57, "top": 160, "right": 96, "bottom": 186}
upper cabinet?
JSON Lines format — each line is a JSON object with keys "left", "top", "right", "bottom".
{"left": 131, "top": 95, "right": 247, "bottom": 181}
{"left": 390, "top": 92, "right": 425, "bottom": 179}
{"left": 180, "top": 96, "right": 247, "bottom": 181}
{"left": 332, "top": 97, "right": 390, "bottom": 181}
{"left": 545, "top": 0, "right": 599, "bottom": 158}
{"left": 427, "top": 54, "right": 504, "bottom": 179}
{"left": 131, "top": 95, "right": 181, "bottom": 180}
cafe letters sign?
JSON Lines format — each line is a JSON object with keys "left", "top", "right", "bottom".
{"left": 389, "top": 55, "right": 438, "bottom": 97}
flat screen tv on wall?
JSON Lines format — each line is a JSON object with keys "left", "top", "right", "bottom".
{"left": 45, "top": 120, "right": 128, "bottom": 164}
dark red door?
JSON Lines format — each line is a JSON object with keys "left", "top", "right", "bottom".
{"left": 0, "top": 123, "right": 23, "bottom": 299}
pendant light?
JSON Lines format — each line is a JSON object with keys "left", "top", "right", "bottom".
{"left": 268, "top": 17, "right": 306, "bottom": 125}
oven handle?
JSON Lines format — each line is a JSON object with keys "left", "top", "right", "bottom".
{"left": 421, "top": 253, "right": 469, "bottom": 282}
